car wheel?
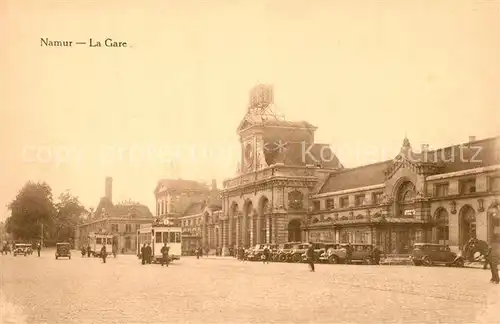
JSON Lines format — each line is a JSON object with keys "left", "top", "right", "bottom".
{"left": 412, "top": 261, "right": 422, "bottom": 266}
{"left": 293, "top": 254, "right": 302, "bottom": 263}
{"left": 422, "top": 256, "right": 433, "bottom": 266}
{"left": 329, "top": 255, "right": 339, "bottom": 264}
{"left": 56, "top": 256, "right": 58, "bottom": 260}
{"left": 454, "top": 258, "right": 464, "bottom": 268}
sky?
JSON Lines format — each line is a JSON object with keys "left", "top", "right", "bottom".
{"left": 1, "top": 0, "right": 499, "bottom": 221}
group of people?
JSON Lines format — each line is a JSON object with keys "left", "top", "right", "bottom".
{"left": 80, "top": 244, "right": 110, "bottom": 263}
{"left": 140, "top": 243, "right": 170, "bottom": 266}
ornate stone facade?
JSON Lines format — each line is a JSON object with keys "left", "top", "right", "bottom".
{"left": 220, "top": 85, "right": 500, "bottom": 255}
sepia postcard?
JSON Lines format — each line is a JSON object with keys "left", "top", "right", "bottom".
{"left": 1, "top": 1, "right": 500, "bottom": 323}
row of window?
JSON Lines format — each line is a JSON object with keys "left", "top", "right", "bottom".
{"left": 312, "top": 192, "right": 384, "bottom": 211}
{"left": 110, "top": 224, "right": 141, "bottom": 233}
{"left": 182, "top": 218, "right": 202, "bottom": 227}
{"left": 434, "top": 176, "right": 500, "bottom": 198}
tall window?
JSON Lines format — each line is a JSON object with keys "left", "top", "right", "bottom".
{"left": 435, "top": 209, "right": 449, "bottom": 244}
{"left": 372, "top": 192, "right": 382, "bottom": 205}
{"left": 490, "top": 177, "right": 500, "bottom": 192}
{"left": 326, "top": 198, "right": 335, "bottom": 210}
{"left": 312, "top": 201, "right": 320, "bottom": 211}
{"left": 340, "top": 197, "right": 349, "bottom": 208}
{"left": 460, "top": 179, "right": 476, "bottom": 194}
{"left": 111, "top": 224, "right": 119, "bottom": 233}
{"left": 397, "top": 182, "right": 416, "bottom": 218}
{"left": 125, "top": 224, "right": 132, "bottom": 233}
{"left": 434, "top": 183, "right": 449, "bottom": 197}
{"left": 355, "top": 195, "right": 365, "bottom": 207}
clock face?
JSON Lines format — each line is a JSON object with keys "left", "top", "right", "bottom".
{"left": 244, "top": 143, "right": 254, "bottom": 166}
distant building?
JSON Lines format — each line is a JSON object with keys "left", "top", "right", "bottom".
{"left": 153, "top": 178, "right": 222, "bottom": 253}
{"left": 76, "top": 177, "right": 154, "bottom": 254}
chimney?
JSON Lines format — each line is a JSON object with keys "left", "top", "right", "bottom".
{"left": 469, "top": 136, "right": 476, "bottom": 143}
{"left": 105, "top": 177, "right": 113, "bottom": 202}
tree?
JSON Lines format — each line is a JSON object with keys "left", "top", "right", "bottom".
{"left": 6, "top": 181, "right": 55, "bottom": 241}
{"left": 52, "top": 191, "right": 87, "bottom": 243}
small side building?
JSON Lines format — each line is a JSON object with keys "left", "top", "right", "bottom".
{"left": 76, "top": 177, "right": 154, "bottom": 254}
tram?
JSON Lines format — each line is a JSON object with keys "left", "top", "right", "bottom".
{"left": 137, "top": 222, "right": 182, "bottom": 263}
{"left": 88, "top": 232, "right": 113, "bottom": 257}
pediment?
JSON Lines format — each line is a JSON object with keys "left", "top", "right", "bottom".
{"left": 385, "top": 154, "right": 442, "bottom": 180}
{"left": 237, "top": 118, "right": 254, "bottom": 132}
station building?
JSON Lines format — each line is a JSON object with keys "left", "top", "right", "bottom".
{"left": 219, "top": 84, "right": 500, "bottom": 255}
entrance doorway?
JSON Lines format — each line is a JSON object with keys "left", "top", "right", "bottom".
{"left": 288, "top": 219, "right": 302, "bottom": 242}
{"left": 460, "top": 205, "right": 476, "bottom": 247}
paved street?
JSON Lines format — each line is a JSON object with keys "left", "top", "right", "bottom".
{"left": 1, "top": 249, "right": 499, "bottom": 324}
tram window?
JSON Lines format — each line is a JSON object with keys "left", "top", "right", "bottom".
{"left": 107, "top": 238, "right": 112, "bottom": 245}
{"left": 163, "top": 232, "right": 169, "bottom": 243}
{"left": 170, "top": 232, "right": 175, "bottom": 243}
{"left": 155, "top": 232, "right": 162, "bottom": 243}
{"left": 175, "top": 232, "right": 181, "bottom": 243}
{"left": 96, "top": 238, "right": 102, "bottom": 244}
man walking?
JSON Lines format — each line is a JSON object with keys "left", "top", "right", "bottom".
{"left": 488, "top": 242, "right": 499, "bottom": 284}
{"left": 101, "top": 245, "right": 107, "bottom": 263}
{"left": 87, "top": 244, "right": 92, "bottom": 258}
{"left": 141, "top": 243, "right": 147, "bottom": 265}
{"left": 161, "top": 243, "right": 170, "bottom": 267}
{"left": 306, "top": 243, "right": 315, "bottom": 272}
{"left": 263, "top": 246, "right": 270, "bottom": 264}
{"left": 37, "top": 242, "right": 41, "bottom": 257}
{"left": 146, "top": 243, "right": 153, "bottom": 264}
{"left": 345, "top": 243, "right": 353, "bottom": 264}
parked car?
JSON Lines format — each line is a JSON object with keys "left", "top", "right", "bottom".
{"left": 320, "top": 243, "right": 376, "bottom": 264}
{"left": 55, "top": 242, "right": 72, "bottom": 260}
{"left": 302, "top": 242, "right": 337, "bottom": 262}
{"left": 289, "top": 243, "right": 311, "bottom": 263}
{"left": 13, "top": 243, "right": 31, "bottom": 256}
{"left": 275, "top": 243, "right": 299, "bottom": 262}
{"left": 410, "top": 243, "right": 464, "bottom": 267}
{"left": 318, "top": 244, "right": 343, "bottom": 263}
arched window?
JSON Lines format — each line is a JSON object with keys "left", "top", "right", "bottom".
{"left": 396, "top": 181, "right": 416, "bottom": 217}
{"left": 435, "top": 209, "right": 449, "bottom": 244}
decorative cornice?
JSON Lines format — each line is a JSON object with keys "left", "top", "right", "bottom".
{"left": 426, "top": 164, "right": 500, "bottom": 181}
{"left": 312, "top": 184, "right": 385, "bottom": 199}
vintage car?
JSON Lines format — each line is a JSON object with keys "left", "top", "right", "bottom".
{"left": 410, "top": 243, "right": 464, "bottom": 267}
{"left": 55, "top": 242, "right": 72, "bottom": 260}
{"left": 320, "top": 243, "right": 377, "bottom": 264}
{"left": 275, "top": 243, "right": 299, "bottom": 262}
{"left": 301, "top": 242, "right": 337, "bottom": 262}
{"left": 247, "top": 244, "right": 278, "bottom": 261}
{"left": 13, "top": 243, "right": 31, "bottom": 256}
{"left": 288, "top": 243, "right": 311, "bottom": 263}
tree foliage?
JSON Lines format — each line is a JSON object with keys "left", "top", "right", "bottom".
{"left": 52, "top": 191, "right": 87, "bottom": 242}
{"left": 6, "top": 181, "right": 55, "bottom": 241}
{"left": 5, "top": 182, "right": 87, "bottom": 244}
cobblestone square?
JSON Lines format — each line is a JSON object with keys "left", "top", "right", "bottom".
{"left": 1, "top": 250, "right": 499, "bottom": 324}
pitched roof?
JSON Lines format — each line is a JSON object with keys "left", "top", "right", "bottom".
{"left": 238, "top": 113, "right": 317, "bottom": 132}
{"left": 264, "top": 142, "right": 343, "bottom": 169}
{"left": 424, "top": 136, "right": 499, "bottom": 173}
{"left": 318, "top": 136, "right": 500, "bottom": 195}
{"left": 183, "top": 202, "right": 206, "bottom": 216}
{"left": 318, "top": 160, "right": 391, "bottom": 194}
{"left": 154, "top": 179, "right": 210, "bottom": 194}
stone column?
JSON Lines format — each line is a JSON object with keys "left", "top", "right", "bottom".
{"left": 222, "top": 219, "right": 229, "bottom": 256}
{"left": 256, "top": 214, "right": 262, "bottom": 244}
{"left": 228, "top": 217, "right": 233, "bottom": 247}
{"left": 249, "top": 214, "right": 254, "bottom": 246}
{"left": 265, "top": 216, "right": 270, "bottom": 243}
{"left": 272, "top": 216, "right": 277, "bottom": 244}
{"left": 236, "top": 216, "right": 241, "bottom": 247}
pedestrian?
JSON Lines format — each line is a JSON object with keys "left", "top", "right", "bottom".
{"left": 101, "top": 245, "right": 107, "bottom": 263}
{"left": 161, "top": 243, "right": 170, "bottom": 267}
{"left": 146, "top": 243, "right": 153, "bottom": 264}
{"left": 87, "top": 244, "right": 91, "bottom": 258}
{"left": 196, "top": 247, "right": 200, "bottom": 259}
{"left": 488, "top": 242, "right": 499, "bottom": 284}
{"left": 345, "top": 243, "right": 353, "bottom": 264}
{"left": 141, "top": 243, "right": 146, "bottom": 265}
{"left": 263, "top": 246, "right": 270, "bottom": 264}
{"left": 306, "top": 243, "right": 315, "bottom": 272}
{"left": 37, "top": 242, "right": 41, "bottom": 257}
{"left": 81, "top": 246, "right": 86, "bottom": 258}
{"left": 373, "top": 246, "right": 381, "bottom": 265}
